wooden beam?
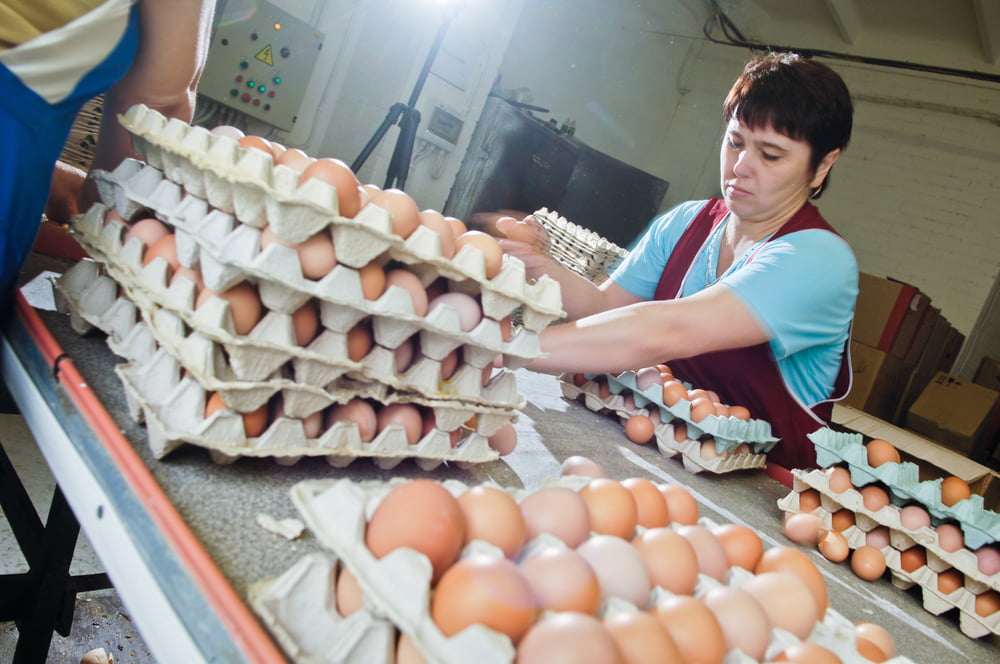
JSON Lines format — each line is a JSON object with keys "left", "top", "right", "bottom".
{"left": 823, "top": 0, "right": 859, "bottom": 45}
{"left": 973, "top": 0, "right": 1000, "bottom": 64}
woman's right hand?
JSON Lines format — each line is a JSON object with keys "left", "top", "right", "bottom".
{"left": 496, "top": 215, "right": 554, "bottom": 278}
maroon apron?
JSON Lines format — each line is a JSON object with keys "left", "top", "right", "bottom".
{"left": 653, "top": 198, "right": 851, "bottom": 469}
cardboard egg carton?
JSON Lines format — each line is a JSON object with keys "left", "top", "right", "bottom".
{"left": 115, "top": 104, "right": 565, "bottom": 332}
{"left": 272, "top": 476, "right": 916, "bottom": 664}
{"left": 778, "top": 474, "right": 1000, "bottom": 639}
{"left": 68, "top": 204, "right": 525, "bottom": 411}
{"left": 87, "top": 163, "right": 547, "bottom": 370}
{"left": 809, "top": 429, "right": 1000, "bottom": 550}
{"left": 558, "top": 374, "right": 769, "bottom": 474}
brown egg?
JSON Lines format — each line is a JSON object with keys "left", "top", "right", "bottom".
{"left": 633, "top": 527, "right": 700, "bottom": 596}
{"left": 974, "top": 590, "right": 1000, "bottom": 617}
{"left": 455, "top": 230, "right": 504, "bottom": 279}
{"left": 653, "top": 595, "right": 726, "bottom": 664}
{"left": 561, "top": 455, "right": 607, "bottom": 479}
{"left": 445, "top": 216, "right": 467, "bottom": 238}
{"left": 860, "top": 485, "right": 891, "bottom": 512}
{"left": 487, "top": 422, "right": 518, "bottom": 455}
{"left": 624, "top": 414, "right": 655, "bottom": 444}
{"left": 622, "top": 478, "right": 669, "bottom": 528}
{"left": 370, "top": 188, "right": 420, "bottom": 237}
{"left": 783, "top": 512, "right": 824, "bottom": 546}
{"left": 855, "top": 637, "right": 888, "bottom": 663}
{"left": 294, "top": 230, "right": 337, "bottom": 280}
{"left": 773, "top": 642, "right": 843, "bottom": 663}
{"left": 519, "top": 546, "right": 602, "bottom": 614}
{"left": 440, "top": 348, "right": 460, "bottom": 380}
{"left": 358, "top": 261, "right": 386, "bottom": 300}
{"left": 170, "top": 265, "right": 204, "bottom": 291}
{"left": 579, "top": 478, "right": 639, "bottom": 540}
{"left": 855, "top": 622, "right": 896, "bottom": 659}
{"left": 703, "top": 586, "right": 772, "bottom": 661}
{"left": 376, "top": 403, "right": 422, "bottom": 445}
{"left": 826, "top": 466, "right": 854, "bottom": 493}
{"left": 755, "top": 546, "right": 828, "bottom": 615}
{"left": 743, "top": 571, "right": 818, "bottom": 639}
{"left": 325, "top": 398, "right": 378, "bottom": 441}
{"left": 124, "top": 217, "right": 171, "bottom": 247}
{"left": 661, "top": 380, "right": 687, "bottom": 406}
{"left": 299, "top": 158, "right": 362, "bottom": 217}
{"left": 517, "top": 612, "right": 623, "bottom": 664}
{"left": 676, "top": 525, "right": 729, "bottom": 582}
{"left": 195, "top": 282, "right": 263, "bottom": 336}
{"left": 657, "top": 483, "right": 699, "bottom": 525}
{"left": 142, "top": 233, "right": 180, "bottom": 270}
{"left": 711, "top": 523, "right": 764, "bottom": 572}
{"left": 900, "top": 546, "right": 927, "bottom": 573}
{"left": 418, "top": 209, "right": 457, "bottom": 258}
{"left": 385, "top": 269, "right": 428, "bottom": 316}
{"left": 237, "top": 135, "right": 273, "bottom": 158}
{"left": 818, "top": 529, "right": 850, "bottom": 562}
{"left": 365, "top": 478, "right": 465, "bottom": 583}
{"left": 937, "top": 568, "right": 964, "bottom": 594}
{"left": 798, "top": 488, "right": 822, "bottom": 512}
{"left": 936, "top": 523, "right": 965, "bottom": 552}
{"left": 941, "top": 476, "right": 971, "bottom": 506}
{"left": 900, "top": 504, "right": 932, "bottom": 530}
{"left": 976, "top": 545, "right": 1000, "bottom": 574}
{"left": 603, "top": 610, "right": 683, "bottom": 664}
{"left": 275, "top": 147, "right": 314, "bottom": 173}
{"left": 205, "top": 392, "right": 268, "bottom": 437}
{"left": 346, "top": 322, "right": 373, "bottom": 361}
{"left": 430, "top": 554, "right": 536, "bottom": 644}
{"left": 335, "top": 565, "right": 364, "bottom": 616}
{"left": 672, "top": 419, "right": 688, "bottom": 441}
{"left": 395, "top": 337, "right": 415, "bottom": 372}
{"left": 688, "top": 397, "right": 716, "bottom": 422}
{"left": 291, "top": 301, "right": 319, "bottom": 346}
{"left": 728, "top": 404, "right": 751, "bottom": 420}
{"left": 866, "top": 438, "right": 900, "bottom": 467}
{"left": 850, "top": 545, "right": 887, "bottom": 581}
{"left": 520, "top": 486, "right": 591, "bottom": 548}
{"left": 458, "top": 485, "right": 526, "bottom": 558}
{"left": 831, "top": 508, "right": 855, "bottom": 532}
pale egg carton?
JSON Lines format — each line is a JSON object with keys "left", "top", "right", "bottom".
{"left": 248, "top": 552, "right": 397, "bottom": 663}
{"left": 812, "top": 429, "right": 1000, "bottom": 541}
{"left": 777, "top": 481, "right": 1000, "bottom": 639}
{"left": 282, "top": 477, "right": 915, "bottom": 664}
{"left": 558, "top": 375, "right": 769, "bottom": 474}
{"left": 86, "top": 164, "right": 547, "bottom": 370}
{"left": 68, "top": 204, "right": 525, "bottom": 411}
{"left": 779, "top": 469, "right": 999, "bottom": 592}
{"left": 116, "top": 104, "right": 565, "bottom": 331}
{"left": 531, "top": 207, "right": 629, "bottom": 284}
{"left": 114, "top": 348, "right": 505, "bottom": 469}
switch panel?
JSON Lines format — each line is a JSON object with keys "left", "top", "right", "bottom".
{"left": 199, "top": 0, "right": 324, "bottom": 130}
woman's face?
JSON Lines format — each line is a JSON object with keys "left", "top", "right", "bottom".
{"left": 719, "top": 118, "right": 837, "bottom": 224}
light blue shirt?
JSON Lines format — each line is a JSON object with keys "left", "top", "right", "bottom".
{"left": 611, "top": 200, "right": 858, "bottom": 406}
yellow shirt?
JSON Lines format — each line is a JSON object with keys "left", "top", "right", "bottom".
{"left": 0, "top": 0, "right": 106, "bottom": 50}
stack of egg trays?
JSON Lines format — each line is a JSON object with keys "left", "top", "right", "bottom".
{"left": 557, "top": 372, "right": 775, "bottom": 474}
{"left": 53, "top": 255, "right": 504, "bottom": 470}
{"left": 114, "top": 103, "right": 563, "bottom": 331}
{"left": 778, "top": 463, "right": 1000, "bottom": 639}
{"left": 247, "top": 475, "right": 918, "bottom": 664}
{"left": 811, "top": 429, "right": 1000, "bottom": 550}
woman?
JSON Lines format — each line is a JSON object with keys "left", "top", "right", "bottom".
{"left": 0, "top": 0, "right": 214, "bottom": 298}
{"left": 500, "top": 52, "right": 857, "bottom": 469}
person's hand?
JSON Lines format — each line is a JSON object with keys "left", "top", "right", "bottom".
{"left": 45, "top": 160, "right": 87, "bottom": 224}
{"left": 496, "top": 215, "right": 554, "bottom": 278}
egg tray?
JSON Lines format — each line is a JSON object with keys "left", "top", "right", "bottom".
{"left": 74, "top": 195, "right": 543, "bottom": 380}
{"left": 113, "top": 105, "right": 564, "bottom": 330}
{"left": 558, "top": 375, "right": 769, "bottom": 475}
{"left": 778, "top": 475, "right": 1000, "bottom": 639}
{"left": 780, "top": 469, "right": 1000, "bottom": 589}
{"left": 810, "top": 428, "right": 1000, "bottom": 550}
{"left": 257, "top": 476, "right": 917, "bottom": 664}
{"left": 531, "top": 207, "right": 629, "bottom": 284}
{"left": 66, "top": 210, "right": 526, "bottom": 411}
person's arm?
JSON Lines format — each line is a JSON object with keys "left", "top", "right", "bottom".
{"left": 528, "top": 283, "right": 770, "bottom": 374}
{"left": 89, "top": 0, "right": 215, "bottom": 177}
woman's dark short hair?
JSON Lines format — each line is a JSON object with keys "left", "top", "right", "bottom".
{"left": 723, "top": 52, "right": 853, "bottom": 188}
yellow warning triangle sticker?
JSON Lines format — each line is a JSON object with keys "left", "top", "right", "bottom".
{"left": 255, "top": 45, "right": 274, "bottom": 66}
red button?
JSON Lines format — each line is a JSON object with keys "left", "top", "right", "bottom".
{"left": 235, "top": 75, "right": 244, "bottom": 82}
{"left": 268, "top": 90, "right": 275, "bottom": 98}
{"left": 252, "top": 99, "right": 260, "bottom": 106}
{"left": 241, "top": 93, "right": 251, "bottom": 102}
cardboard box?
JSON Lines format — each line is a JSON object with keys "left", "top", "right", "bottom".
{"left": 939, "top": 324, "right": 965, "bottom": 375}
{"left": 973, "top": 356, "right": 1000, "bottom": 392}
{"left": 832, "top": 403, "right": 998, "bottom": 497}
{"left": 901, "top": 305, "right": 939, "bottom": 364}
{"left": 852, "top": 273, "right": 932, "bottom": 359}
{"left": 842, "top": 341, "right": 913, "bottom": 421}
{"left": 906, "top": 371, "right": 1000, "bottom": 457}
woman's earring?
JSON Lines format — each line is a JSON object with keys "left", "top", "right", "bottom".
{"left": 809, "top": 183, "right": 825, "bottom": 199}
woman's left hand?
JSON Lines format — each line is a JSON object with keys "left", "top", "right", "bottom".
{"left": 45, "top": 160, "right": 87, "bottom": 224}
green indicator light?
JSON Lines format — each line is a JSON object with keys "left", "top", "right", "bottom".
{"left": 229, "top": 89, "right": 238, "bottom": 96}
{"left": 274, "top": 76, "right": 281, "bottom": 84}
{"left": 258, "top": 85, "right": 266, "bottom": 93}
{"left": 239, "top": 61, "right": 249, "bottom": 69}
{"left": 247, "top": 80, "right": 255, "bottom": 87}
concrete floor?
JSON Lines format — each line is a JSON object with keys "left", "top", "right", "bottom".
{"left": 0, "top": 411, "right": 155, "bottom": 664}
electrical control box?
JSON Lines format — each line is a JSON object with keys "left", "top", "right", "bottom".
{"left": 423, "top": 104, "right": 464, "bottom": 151}
{"left": 199, "top": 0, "right": 324, "bottom": 130}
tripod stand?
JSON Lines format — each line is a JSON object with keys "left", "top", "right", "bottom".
{"left": 351, "top": 9, "right": 455, "bottom": 190}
